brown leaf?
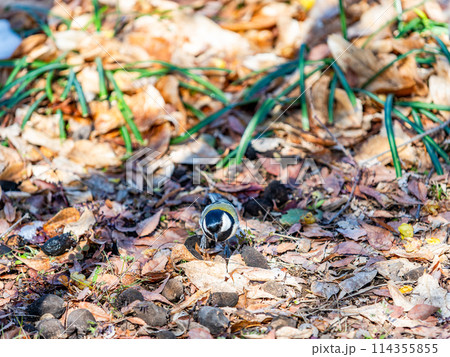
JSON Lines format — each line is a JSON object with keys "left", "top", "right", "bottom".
{"left": 43, "top": 207, "right": 80, "bottom": 236}
{"left": 276, "top": 242, "right": 296, "bottom": 254}
{"left": 136, "top": 228, "right": 188, "bottom": 248}
{"left": 171, "top": 243, "right": 199, "bottom": 263}
{"left": 95, "top": 273, "right": 120, "bottom": 291}
{"left": 16, "top": 256, "right": 51, "bottom": 272}
{"left": 333, "top": 241, "right": 369, "bottom": 256}
{"left": 141, "top": 255, "right": 168, "bottom": 275}
{"left": 408, "top": 180, "right": 427, "bottom": 203}
{"left": 126, "top": 317, "right": 147, "bottom": 326}
{"left": 135, "top": 286, "right": 174, "bottom": 306}
{"left": 302, "top": 224, "right": 333, "bottom": 238}
{"left": 136, "top": 209, "right": 163, "bottom": 237}
{"left": 338, "top": 270, "right": 377, "bottom": 298}
{"left": 188, "top": 327, "right": 213, "bottom": 339}
{"left": 361, "top": 222, "right": 394, "bottom": 251}
{"left": 407, "top": 304, "right": 439, "bottom": 321}
{"left": 78, "top": 302, "right": 111, "bottom": 321}
{"left": 171, "top": 289, "right": 209, "bottom": 315}
{"left": 358, "top": 185, "right": 390, "bottom": 207}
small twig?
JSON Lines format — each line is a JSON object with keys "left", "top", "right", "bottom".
{"left": 0, "top": 213, "right": 29, "bottom": 241}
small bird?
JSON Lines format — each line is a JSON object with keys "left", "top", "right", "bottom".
{"left": 200, "top": 193, "right": 239, "bottom": 256}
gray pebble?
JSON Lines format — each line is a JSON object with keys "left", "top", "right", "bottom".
{"left": 262, "top": 281, "right": 285, "bottom": 297}
{"left": 27, "top": 294, "right": 65, "bottom": 319}
{"left": 155, "top": 330, "right": 177, "bottom": 339}
{"left": 270, "top": 316, "right": 297, "bottom": 330}
{"left": 162, "top": 278, "right": 184, "bottom": 302}
{"left": 197, "top": 306, "right": 229, "bottom": 335}
{"left": 134, "top": 301, "right": 168, "bottom": 327}
{"left": 66, "top": 309, "right": 97, "bottom": 338}
{"left": 208, "top": 292, "right": 239, "bottom": 307}
{"left": 241, "top": 246, "right": 269, "bottom": 269}
{"left": 116, "top": 288, "right": 144, "bottom": 308}
{"left": 36, "top": 318, "right": 64, "bottom": 339}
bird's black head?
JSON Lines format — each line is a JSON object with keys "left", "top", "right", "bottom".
{"left": 202, "top": 209, "right": 234, "bottom": 242}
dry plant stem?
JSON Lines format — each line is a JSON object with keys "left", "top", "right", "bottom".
{"left": 0, "top": 213, "right": 29, "bottom": 240}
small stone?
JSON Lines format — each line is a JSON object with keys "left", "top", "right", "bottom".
{"left": 134, "top": 302, "right": 168, "bottom": 327}
{"left": 36, "top": 318, "right": 64, "bottom": 339}
{"left": 403, "top": 267, "right": 426, "bottom": 281}
{"left": 41, "top": 233, "right": 76, "bottom": 256}
{"left": 27, "top": 294, "right": 65, "bottom": 320}
{"left": 241, "top": 246, "right": 269, "bottom": 269}
{"left": 155, "top": 330, "right": 177, "bottom": 339}
{"left": 197, "top": 306, "right": 229, "bottom": 335}
{"left": 208, "top": 292, "right": 239, "bottom": 307}
{"left": 270, "top": 316, "right": 297, "bottom": 330}
{"left": 66, "top": 309, "right": 97, "bottom": 338}
{"left": 161, "top": 278, "right": 184, "bottom": 302}
{"left": 297, "top": 238, "right": 311, "bottom": 253}
{"left": 262, "top": 281, "right": 285, "bottom": 298}
{"left": 116, "top": 288, "right": 144, "bottom": 308}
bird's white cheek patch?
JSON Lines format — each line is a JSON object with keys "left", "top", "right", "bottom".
{"left": 221, "top": 214, "right": 232, "bottom": 232}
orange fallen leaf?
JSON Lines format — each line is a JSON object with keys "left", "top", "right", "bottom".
{"left": 43, "top": 207, "right": 80, "bottom": 236}
{"left": 78, "top": 302, "right": 111, "bottom": 322}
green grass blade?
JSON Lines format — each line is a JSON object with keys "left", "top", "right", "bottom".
{"left": 4, "top": 57, "right": 27, "bottom": 88}
{"left": 361, "top": 0, "right": 428, "bottom": 48}
{"left": 73, "top": 75, "right": 89, "bottom": 117}
{"left": 355, "top": 88, "right": 450, "bottom": 164}
{"left": 179, "top": 81, "right": 228, "bottom": 104}
{"left": 177, "top": 68, "right": 228, "bottom": 104}
{"left": 0, "top": 63, "right": 68, "bottom": 100}
{"left": 419, "top": 109, "right": 450, "bottom": 135}
{"left": 338, "top": 0, "right": 347, "bottom": 39}
{"left": 412, "top": 109, "right": 443, "bottom": 175}
{"left": 395, "top": 101, "right": 450, "bottom": 111}
{"left": 170, "top": 99, "right": 257, "bottom": 144}
{"left": 384, "top": 94, "right": 402, "bottom": 177}
{"left": 298, "top": 44, "right": 309, "bottom": 131}
{"left": 45, "top": 70, "right": 55, "bottom": 103}
{"left": 57, "top": 109, "right": 66, "bottom": 140}
{"left": 433, "top": 35, "right": 450, "bottom": 63}
{"left": 96, "top": 57, "right": 108, "bottom": 100}
{"left": 92, "top": 0, "right": 102, "bottom": 32}
{"left": 61, "top": 69, "right": 75, "bottom": 101}
{"left": 21, "top": 93, "right": 47, "bottom": 129}
{"left": 332, "top": 62, "right": 357, "bottom": 108}
{"left": 235, "top": 98, "right": 276, "bottom": 164}
{"left": 120, "top": 126, "right": 133, "bottom": 154}
{"left": 182, "top": 101, "right": 206, "bottom": 120}
{"left": 106, "top": 70, "right": 144, "bottom": 145}
{"left": 243, "top": 60, "right": 297, "bottom": 100}
{"left": 328, "top": 73, "right": 338, "bottom": 124}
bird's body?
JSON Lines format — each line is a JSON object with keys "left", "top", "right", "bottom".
{"left": 200, "top": 193, "right": 239, "bottom": 255}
